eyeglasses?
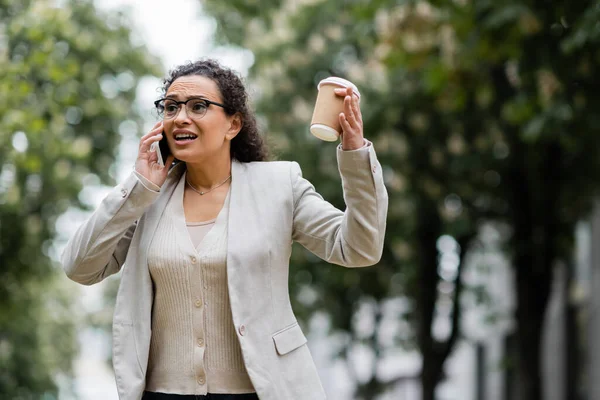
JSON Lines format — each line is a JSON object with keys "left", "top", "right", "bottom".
{"left": 154, "top": 97, "right": 226, "bottom": 120}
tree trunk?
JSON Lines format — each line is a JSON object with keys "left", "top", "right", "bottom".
{"left": 421, "top": 353, "right": 442, "bottom": 400}
{"left": 514, "top": 261, "right": 551, "bottom": 400}
{"left": 509, "top": 142, "right": 561, "bottom": 400}
{"left": 415, "top": 196, "right": 443, "bottom": 400}
{"left": 413, "top": 194, "right": 468, "bottom": 400}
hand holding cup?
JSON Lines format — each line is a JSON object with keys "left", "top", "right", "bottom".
{"left": 334, "top": 86, "right": 364, "bottom": 151}
{"left": 310, "top": 77, "right": 364, "bottom": 150}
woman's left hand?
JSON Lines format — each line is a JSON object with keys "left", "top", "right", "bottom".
{"left": 334, "top": 86, "right": 364, "bottom": 150}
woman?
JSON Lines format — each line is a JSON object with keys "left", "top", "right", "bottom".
{"left": 62, "top": 59, "right": 388, "bottom": 400}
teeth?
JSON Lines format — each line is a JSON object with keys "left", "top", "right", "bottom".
{"left": 175, "top": 134, "right": 197, "bottom": 140}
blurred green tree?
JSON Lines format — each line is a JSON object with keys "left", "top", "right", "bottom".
{"left": 203, "top": 0, "right": 600, "bottom": 399}
{"left": 427, "top": 2, "right": 600, "bottom": 399}
{"left": 0, "top": 0, "right": 160, "bottom": 398}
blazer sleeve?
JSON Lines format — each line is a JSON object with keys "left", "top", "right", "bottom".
{"left": 61, "top": 171, "right": 160, "bottom": 285}
{"left": 291, "top": 142, "right": 388, "bottom": 267}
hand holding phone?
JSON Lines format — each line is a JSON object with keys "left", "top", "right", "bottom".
{"left": 151, "top": 131, "right": 171, "bottom": 167}
{"left": 136, "top": 122, "right": 174, "bottom": 188}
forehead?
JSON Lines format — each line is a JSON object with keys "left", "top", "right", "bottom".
{"left": 166, "top": 75, "right": 221, "bottom": 100}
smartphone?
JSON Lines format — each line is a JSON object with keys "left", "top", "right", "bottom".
{"left": 152, "top": 131, "right": 171, "bottom": 167}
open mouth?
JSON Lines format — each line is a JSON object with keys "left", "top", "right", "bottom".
{"left": 174, "top": 133, "right": 198, "bottom": 144}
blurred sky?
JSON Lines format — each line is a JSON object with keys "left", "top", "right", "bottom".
{"left": 64, "top": 1, "right": 253, "bottom": 399}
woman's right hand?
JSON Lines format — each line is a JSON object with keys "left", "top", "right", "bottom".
{"left": 135, "top": 121, "right": 175, "bottom": 188}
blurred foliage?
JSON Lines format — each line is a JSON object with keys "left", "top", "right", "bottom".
{"left": 203, "top": 0, "right": 600, "bottom": 399}
{"left": 0, "top": 0, "right": 160, "bottom": 398}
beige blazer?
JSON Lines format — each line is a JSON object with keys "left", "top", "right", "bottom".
{"left": 62, "top": 144, "right": 388, "bottom": 400}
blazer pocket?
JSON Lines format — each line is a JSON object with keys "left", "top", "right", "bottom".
{"left": 272, "top": 322, "right": 307, "bottom": 356}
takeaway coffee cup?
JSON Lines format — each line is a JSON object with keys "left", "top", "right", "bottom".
{"left": 310, "top": 77, "right": 361, "bottom": 142}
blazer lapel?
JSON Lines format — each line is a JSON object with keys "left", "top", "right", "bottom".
{"left": 142, "top": 162, "right": 186, "bottom": 249}
{"left": 227, "top": 159, "right": 274, "bottom": 275}
{"left": 133, "top": 162, "right": 185, "bottom": 322}
{"left": 227, "top": 159, "right": 246, "bottom": 273}
{"left": 226, "top": 160, "right": 275, "bottom": 390}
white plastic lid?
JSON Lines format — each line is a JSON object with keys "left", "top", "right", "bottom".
{"left": 318, "top": 77, "right": 361, "bottom": 98}
{"left": 310, "top": 124, "right": 339, "bottom": 142}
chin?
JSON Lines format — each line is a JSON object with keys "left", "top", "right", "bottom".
{"left": 173, "top": 150, "right": 207, "bottom": 164}
{"left": 174, "top": 145, "right": 229, "bottom": 164}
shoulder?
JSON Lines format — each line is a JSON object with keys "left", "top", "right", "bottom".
{"left": 236, "top": 161, "right": 305, "bottom": 194}
{"left": 239, "top": 160, "right": 299, "bottom": 177}
{"left": 243, "top": 160, "right": 295, "bottom": 170}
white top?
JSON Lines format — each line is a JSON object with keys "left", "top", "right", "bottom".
{"left": 187, "top": 219, "right": 216, "bottom": 248}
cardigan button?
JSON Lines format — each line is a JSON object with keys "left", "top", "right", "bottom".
{"left": 120, "top": 188, "right": 128, "bottom": 198}
{"left": 239, "top": 324, "right": 246, "bottom": 336}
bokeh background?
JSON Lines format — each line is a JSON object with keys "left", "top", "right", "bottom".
{"left": 1, "top": 0, "right": 600, "bottom": 399}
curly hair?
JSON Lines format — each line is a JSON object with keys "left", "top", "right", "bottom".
{"left": 160, "top": 59, "right": 268, "bottom": 162}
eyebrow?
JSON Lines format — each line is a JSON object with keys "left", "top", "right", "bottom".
{"left": 164, "top": 95, "right": 222, "bottom": 105}
{"left": 164, "top": 94, "right": 210, "bottom": 100}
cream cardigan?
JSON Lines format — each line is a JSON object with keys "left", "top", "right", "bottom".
{"left": 145, "top": 175, "right": 254, "bottom": 394}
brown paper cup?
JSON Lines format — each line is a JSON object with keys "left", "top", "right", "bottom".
{"left": 310, "top": 77, "right": 360, "bottom": 142}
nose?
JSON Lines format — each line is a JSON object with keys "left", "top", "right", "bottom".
{"left": 173, "top": 105, "right": 192, "bottom": 124}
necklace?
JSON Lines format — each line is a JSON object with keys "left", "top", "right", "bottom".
{"left": 186, "top": 174, "right": 231, "bottom": 195}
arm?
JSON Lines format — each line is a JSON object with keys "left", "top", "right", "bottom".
{"left": 61, "top": 171, "right": 160, "bottom": 285}
{"left": 291, "top": 142, "right": 388, "bottom": 267}
{"left": 62, "top": 121, "right": 173, "bottom": 285}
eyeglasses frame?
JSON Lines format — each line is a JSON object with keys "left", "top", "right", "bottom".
{"left": 154, "top": 97, "right": 227, "bottom": 120}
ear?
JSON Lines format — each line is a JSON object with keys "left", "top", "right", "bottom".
{"left": 225, "top": 113, "right": 243, "bottom": 141}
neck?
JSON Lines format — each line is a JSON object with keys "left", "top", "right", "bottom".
{"left": 185, "top": 153, "right": 232, "bottom": 190}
